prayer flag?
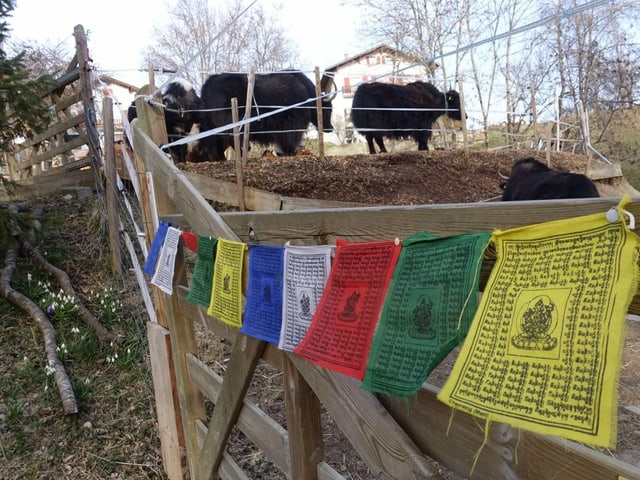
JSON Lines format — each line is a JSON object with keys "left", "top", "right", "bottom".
{"left": 182, "top": 231, "right": 198, "bottom": 253}
{"left": 294, "top": 239, "right": 401, "bottom": 380}
{"left": 240, "top": 245, "right": 285, "bottom": 343}
{"left": 438, "top": 200, "right": 640, "bottom": 448}
{"left": 207, "top": 238, "right": 247, "bottom": 328}
{"left": 150, "top": 226, "right": 182, "bottom": 295}
{"left": 279, "top": 244, "right": 333, "bottom": 352}
{"left": 143, "top": 221, "right": 169, "bottom": 276}
{"left": 363, "top": 231, "right": 491, "bottom": 397}
{"left": 186, "top": 236, "right": 217, "bottom": 308}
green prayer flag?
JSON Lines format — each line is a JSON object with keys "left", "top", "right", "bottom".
{"left": 362, "top": 231, "right": 490, "bottom": 397}
{"left": 186, "top": 236, "right": 217, "bottom": 308}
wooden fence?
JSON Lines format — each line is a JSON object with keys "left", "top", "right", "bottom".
{"left": 130, "top": 88, "right": 640, "bottom": 480}
{"left": 1, "top": 25, "right": 101, "bottom": 201}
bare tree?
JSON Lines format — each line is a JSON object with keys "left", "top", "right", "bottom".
{"left": 144, "top": 0, "right": 299, "bottom": 89}
{"left": 6, "top": 38, "right": 70, "bottom": 80}
{"left": 543, "top": 1, "right": 640, "bottom": 116}
{"left": 348, "top": 0, "right": 467, "bottom": 84}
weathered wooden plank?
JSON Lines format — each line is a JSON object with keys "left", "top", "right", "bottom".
{"left": 289, "top": 354, "right": 442, "bottom": 480}
{"left": 52, "top": 89, "right": 83, "bottom": 113}
{"left": 134, "top": 91, "right": 190, "bottom": 479}
{"left": 196, "top": 335, "right": 267, "bottom": 480}
{"left": 194, "top": 421, "right": 250, "bottom": 480}
{"left": 588, "top": 163, "right": 623, "bottom": 180}
{"left": 380, "top": 383, "right": 640, "bottom": 480}
{"left": 193, "top": 412, "right": 345, "bottom": 480}
{"left": 165, "top": 288, "right": 207, "bottom": 479}
{"left": 18, "top": 113, "right": 85, "bottom": 150}
{"left": 280, "top": 196, "right": 368, "bottom": 210}
{"left": 283, "top": 353, "right": 324, "bottom": 480}
{"left": 175, "top": 286, "right": 282, "bottom": 369}
{"left": 147, "top": 323, "right": 186, "bottom": 480}
{"left": 49, "top": 68, "right": 80, "bottom": 94}
{"left": 17, "top": 134, "right": 88, "bottom": 169}
{"left": 182, "top": 170, "right": 282, "bottom": 211}
{"left": 186, "top": 353, "right": 290, "bottom": 473}
{"left": 220, "top": 197, "right": 635, "bottom": 244}
{"left": 0, "top": 168, "right": 94, "bottom": 202}
{"left": 183, "top": 171, "right": 369, "bottom": 211}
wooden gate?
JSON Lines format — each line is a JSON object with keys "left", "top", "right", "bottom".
{"left": 131, "top": 93, "right": 640, "bottom": 480}
{"left": 2, "top": 25, "right": 101, "bottom": 200}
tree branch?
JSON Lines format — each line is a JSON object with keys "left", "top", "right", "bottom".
{"left": 0, "top": 248, "right": 78, "bottom": 415}
{"left": 20, "top": 239, "right": 117, "bottom": 346}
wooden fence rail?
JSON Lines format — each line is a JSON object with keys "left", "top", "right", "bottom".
{"left": 1, "top": 25, "right": 100, "bottom": 201}
{"left": 131, "top": 93, "right": 640, "bottom": 479}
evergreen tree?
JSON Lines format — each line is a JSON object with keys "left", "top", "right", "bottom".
{"left": 0, "top": 0, "right": 53, "bottom": 154}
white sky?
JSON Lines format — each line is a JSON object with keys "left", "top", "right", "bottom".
{"left": 8, "top": 0, "right": 370, "bottom": 87}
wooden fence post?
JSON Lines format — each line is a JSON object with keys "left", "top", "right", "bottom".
{"left": 232, "top": 97, "right": 245, "bottom": 211}
{"left": 242, "top": 68, "right": 255, "bottom": 168}
{"left": 74, "top": 24, "right": 103, "bottom": 192}
{"left": 133, "top": 86, "right": 188, "bottom": 480}
{"left": 315, "top": 67, "right": 325, "bottom": 160}
{"left": 102, "top": 96, "right": 123, "bottom": 276}
{"left": 458, "top": 76, "right": 469, "bottom": 155}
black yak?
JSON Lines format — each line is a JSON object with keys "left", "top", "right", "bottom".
{"left": 501, "top": 157, "right": 599, "bottom": 201}
{"left": 350, "top": 81, "right": 464, "bottom": 154}
{"left": 196, "top": 71, "right": 335, "bottom": 161}
{"left": 126, "top": 78, "right": 203, "bottom": 163}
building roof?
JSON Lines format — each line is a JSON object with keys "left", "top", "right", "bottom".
{"left": 98, "top": 75, "right": 139, "bottom": 93}
{"left": 324, "top": 44, "right": 424, "bottom": 72}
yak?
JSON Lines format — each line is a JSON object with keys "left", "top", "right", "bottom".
{"left": 350, "top": 81, "right": 464, "bottom": 154}
{"left": 195, "top": 71, "right": 335, "bottom": 162}
{"left": 501, "top": 157, "right": 600, "bottom": 201}
{"left": 126, "top": 78, "right": 203, "bottom": 163}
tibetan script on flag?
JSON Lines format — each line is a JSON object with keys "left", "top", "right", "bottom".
{"left": 240, "top": 244, "right": 284, "bottom": 344}
{"left": 438, "top": 204, "right": 639, "bottom": 448}
{"left": 294, "top": 239, "right": 401, "bottom": 379}
{"left": 363, "top": 231, "right": 490, "bottom": 397}
{"left": 279, "top": 244, "right": 333, "bottom": 352}
{"left": 207, "top": 238, "right": 246, "bottom": 328}
{"left": 186, "top": 236, "right": 217, "bottom": 308}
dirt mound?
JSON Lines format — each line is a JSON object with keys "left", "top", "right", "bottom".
{"left": 179, "top": 149, "right": 630, "bottom": 205}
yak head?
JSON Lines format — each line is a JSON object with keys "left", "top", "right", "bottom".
{"left": 444, "top": 90, "right": 465, "bottom": 121}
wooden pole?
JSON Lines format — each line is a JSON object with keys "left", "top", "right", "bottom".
{"left": 74, "top": 24, "right": 103, "bottom": 192}
{"left": 458, "top": 77, "right": 469, "bottom": 155}
{"left": 232, "top": 97, "right": 245, "bottom": 211}
{"left": 102, "top": 96, "right": 123, "bottom": 276}
{"left": 315, "top": 67, "right": 325, "bottom": 160}
{"left": 242, "top": 68, "right": 255, "bottom": 167}
{"left": 134, "top": 85, "right": 187, "bottom": 480}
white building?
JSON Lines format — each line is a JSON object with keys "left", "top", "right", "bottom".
{"left": 322, "top": 44, "right": 429, "bottom": 144}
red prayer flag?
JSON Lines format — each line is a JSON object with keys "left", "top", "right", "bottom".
{"left": 294, "top": 239, "right": 401, "bottom": 379}
{"left": 182, "top": 231, "right": 198, "bottom": 253}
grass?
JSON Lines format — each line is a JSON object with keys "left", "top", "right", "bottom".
{"left": 0, "top": 194, "right": 166, "bottom": 480}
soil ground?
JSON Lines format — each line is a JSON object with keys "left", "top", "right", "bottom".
{"left": 179, "top": 148, "right": 639, "bottom": 205}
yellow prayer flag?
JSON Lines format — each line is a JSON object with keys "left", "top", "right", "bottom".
{"left": 438, "top": 198, "right": 639, "bottom": 449}
{"left": 207, "top": 238, "right": 246, "bottom": 328}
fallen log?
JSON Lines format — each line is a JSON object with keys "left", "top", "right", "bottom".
{"left": 0, "top": 248, "right": 78, "bottom": 415}
{"left": 20, "top": 239, "right": 116, "bottom": 345}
